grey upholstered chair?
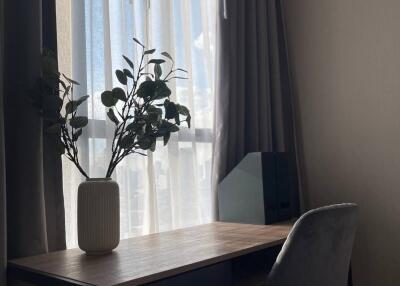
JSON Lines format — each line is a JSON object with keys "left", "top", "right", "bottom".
{"left": 266, "top": 203, "right": 358, "bottom": 286}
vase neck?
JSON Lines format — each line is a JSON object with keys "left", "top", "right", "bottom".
{"left": 86, "top": 177, "right": 112, "bottom": 182}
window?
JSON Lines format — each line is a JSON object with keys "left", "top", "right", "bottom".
{"left": 56, "top": 0, "right": 216, "bottom": 248}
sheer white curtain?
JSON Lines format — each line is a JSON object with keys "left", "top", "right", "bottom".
{"left": 56, "top": 0, "right": 216, "bottom": 248}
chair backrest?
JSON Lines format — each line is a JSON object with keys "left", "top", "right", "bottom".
{"left": 266, "top": 203, "right": 358, "bottom": 286}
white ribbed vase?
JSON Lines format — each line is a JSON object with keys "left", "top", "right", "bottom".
{"left": 77, "top": 178, "right": 120, "bottom": 255}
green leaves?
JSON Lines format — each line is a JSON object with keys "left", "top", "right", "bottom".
{"left": 112, "top": 87, "right": 127, "bottom": 102}
{"left": 56, "top": 140, "right": 66, "bottom": 154}
{"left": 164, "top": 100, "right": 178, "bottom": 120}
{"left": 169, "top": 76, "right": 188, "bottom": 80}
{"left": 163, "top": 101, "right": 191, "bottom": 127}
{"left": 147, "top": 111, "right": 161, "bottom": 123}
{"left": 144, "top": 49, "right": 156, "bottom": 55}
{"left": 62, "top": 85, "right": 71, "bottom": 98}
{"left": 177, "top": 104, "right": 191, "bottom": 127}
{"left": 124, "top": 123, "right": 158, "bottom": 152}
{"left": 126, "top": 121, "right": 145, "bottom": 133}
{"left": 115, "top": 69, "right": 127, "bottom": 85}
{"left": 78, "top": 95, "right": 90, "bottom": 104}
{"left": 101, "top": 90, "right": 118, "bottom": 107}
{"left": 154, "top": 64, "right": 162, "bottom": 80}
{"left": 148, "top": 105, "right": 163, "bottom": 116}
{"left": 163, "top": 132, "right": 171, "bottom": 145}
{"left": 137, "top": 80, "right": 171, "bottom": 100}
{"left": 32, "top": 43, "right": 192, "bottom": 179}
{"left": 160, "top": 120, "right": 179, "bottom": 132}
{"left": 119, "top": 133, "right": 136, "bottom": 148}
{"left": 65, "top": 102, "right": 76, "bottom": 114}
{"left": 62, "top": 74, "right": 80, "bottom": 85}
{"left": 155, "top": 81, "right": 171, "bottom": 99}
{"left": 31, "top": 49, "right": 91, "bottom": 178}
{"left": 186, "top": 114, "right": 191, "bottom": 128}
{"left": 154, "top": 81, "right": 171, "bottom": 99}
{"left": 101, "top": 88, "right": 127, "bottom": 107}
{"left": 150, "top": 140, "right": 156, "bottom": 152}
{"left": 137, "top": 136, "right": 156, "bottom": 151}
{"left": 69, "top": 116, "right": 88, "bottom": 128}
{"left": 178, "top": 104, "right": 191, "bottom": 127}
{"left": 72, "top": 128, "right": 82, "bottom": 141}
{"left": 107, "top": 108, "right": 119, "bottom": 125}
{"left": 137, "top": 81, "right": 155, "bottom": 99}
{"left": 149, "top": 59, "right": 166, "bottom": 65}
{"left": 123, "top": 68, "right": 134, "bottom": 78}
{"left": 123, "top": 55, "right": 134, "bottom": 69}
{"left": 65, "top": 95, "right": 89, "bottom": 114}
{"left": 161, "top": 51, "right": 173, "bottom": 61}
{"left": 157, "top": 121, "right": 174, "bottom": 145}
{"left": 133, "top": 37, "right": 145, "bottom": 48}
{"left": 176, "top": 104, "right": 190, "bottom": 116}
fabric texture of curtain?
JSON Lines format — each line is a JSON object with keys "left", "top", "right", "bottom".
{"left": 57, "top": 0, "right": 216, "bottom": 248}
{"left": 212, "top": 0, "right": 300, "bottom": 217}
{"left": 0, "top": 0, "right": 6, "bottom": 283}
{"left": 1, "top": 0, "right": 66, "bottom": 281}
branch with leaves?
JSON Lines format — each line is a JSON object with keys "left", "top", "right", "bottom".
{"left": 101, "top": 38, "right": 190, "bottom": 178}
{"left": 31, "top": 49, "right": 90, "bottom": 178}
{"left": 32, "top": 40, "right": 191, "bottom": 179}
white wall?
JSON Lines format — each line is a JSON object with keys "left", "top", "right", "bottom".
{"left": 282, "top": 0, "right": 400, "bottom": 285}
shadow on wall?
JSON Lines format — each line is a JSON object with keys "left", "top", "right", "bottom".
{"left": 282, "top": 0, "right": 400, "bottom": 285}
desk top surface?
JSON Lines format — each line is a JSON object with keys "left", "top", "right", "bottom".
{"left": 9, "top": 222, "right": 293, "bottom": 286}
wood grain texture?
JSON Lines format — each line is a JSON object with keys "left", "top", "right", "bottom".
{"left": 8, "top": 222, "right": 293, "bottom": 286}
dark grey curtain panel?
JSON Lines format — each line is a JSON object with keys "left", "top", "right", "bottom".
{"left": 1, "top": 0, "right": 66, "bottom": 282}
{"left": 41, "top": 0, "right": 67, "bottom": 254}
{"left": 212, "top": 0, "right": 300, "bottom": 217}
{"left": 0, "top": 0, "right": 7, "bottom": 284}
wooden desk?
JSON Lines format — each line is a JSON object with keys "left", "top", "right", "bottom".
{"left": 8, "top": 222, "right": 293, "bottom": 286}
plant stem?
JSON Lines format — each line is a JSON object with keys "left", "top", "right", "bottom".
{"left": 61, "top": 124, "right": 89, "bottom": 178}
{"left": 105, "top": 49, "right": 146, "bottom": 178}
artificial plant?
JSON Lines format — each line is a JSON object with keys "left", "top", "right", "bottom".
{"left": 100, "top": 38, "right": 191, "bottom": 177}
{"left": 32, "top": 39, "right": 191, "bottom": 179}
{"left": 32, "top": 49, "right": 90, "bottom": 178}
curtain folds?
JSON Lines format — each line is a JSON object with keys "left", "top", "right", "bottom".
{"left": 212, "top": 0, "right": 300, "bottom": 217}
{"left": 58, "top": 0, "right": 216, "bottom": 248}
{"left": 41, "top": 0, "right": 67, "bottom": 254}
{"left": 1, "top": 0, "right": 66, "bottom": 281}
{"left": 0, "top": 0, "right": 6, "bottom": 284}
